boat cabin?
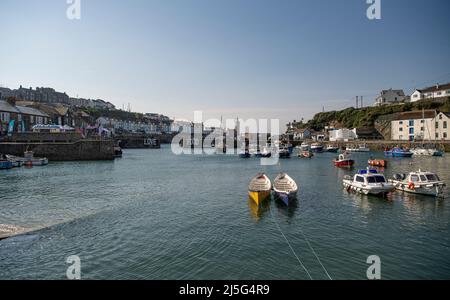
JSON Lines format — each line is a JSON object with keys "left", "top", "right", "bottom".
{"left": 354, "top": 169, "right": 387, "bottom": 184}
{"left": 407, "top": 171, "right": 441, "bottom": 183}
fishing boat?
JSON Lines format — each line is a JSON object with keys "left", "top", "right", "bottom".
{"left": 5, "top": 155, "right": 23, "bottom": 168}
{"left": 311, "top": 143, "right": 324, "bottom": 153}
{"left": 298, "top": 150, "right": 314, "bottom": 159}
{"left": 273, "top": 173, "right": 298, "bottom": 205}
{"left": 277, "top": 146, "right": 291, "bottom": 159}
{"left": 300, "top": 142, "right": 310, "bottom": 151}
{"left": 343, "top": 168, "right": 395, "bottom": 196}
{"left": 384, "top": 147, "right": 413, "bottom": 158}
{"left": 333, "top": 153, "right": 355, "bottom": 167}
{"left": 10, "top": 151, "right": 49, "bottom": 166}
{"left": 248, "top": 173, "right": 272, "bottom": 205}
{"left": 368, "top": 158, "right": 387, "bottom": 168}
{"left": 326, "top": 145, "right": 340, "bottom": 153}
{"left": 411, "top": 147, "right": 443, "bottom": 157}
{"left": 390, "top": 170, "right": 446, "bottom": 197}
{"left": 346, "top": 144, "right": 370, "bottom": 153}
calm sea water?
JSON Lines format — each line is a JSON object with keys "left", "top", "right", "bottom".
{"left": 1, "top": 146, "right": 450, "bottom": 280}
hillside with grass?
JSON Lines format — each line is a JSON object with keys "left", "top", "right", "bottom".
{"left": 296, "top": 97, "right": 450, "bottom": 131}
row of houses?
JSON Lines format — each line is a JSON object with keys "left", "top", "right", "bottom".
{"left": 96, "top": 114, "right": 173, "bottom": 135}
{"left": 390, "top": 110, "right": 450, "bottom": 141}
{"left": 0, "top": 86, "right": 115, "bottom": 110}
{"left": 374, "top": 82, "right": 450, "bottom": 107}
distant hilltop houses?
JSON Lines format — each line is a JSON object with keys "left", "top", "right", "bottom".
{"left": 374, "top": 82, "right": 450, "bottom": 107}
{"left": 0, "top": 85, "right": 175, "bottom": 136}
{"left": 0, "top": 85, "right": 115, "bottom": 110}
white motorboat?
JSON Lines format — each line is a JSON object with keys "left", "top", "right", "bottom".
{"left": 390, "top": 170, "right": 446, "bottom": 197}
{"left": 300, "top": 142, "right": 310, "bottom": 151}
{"left": 411, "top": 148, "right": 444, "bottom": 157}
{"left": 346, "top": 144, "right": 370, "bottom": 153}
{"left": 343, "top": 169, "right": 395, "bottom": 196}
{"left": 311, "top": 143, "right": 324, "bottom": 153}
{"left": 9, "top": 151, "right": 49, "bottom": 166}
{"left": 273, "top": 173, "right": 298, "bottom": 205}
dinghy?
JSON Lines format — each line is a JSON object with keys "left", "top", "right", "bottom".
{"left": 273, "top": 173, "right": 298, "bottom": 205}
{"left": 248, "top": 173, "right": 272, "bottom": 205}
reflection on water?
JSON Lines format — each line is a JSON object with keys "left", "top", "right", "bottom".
{"left": 274, "top": 198, "right": 299, "bottom": 219}
{"left": 247, "top": 198, "right": 271, "bottom": 222}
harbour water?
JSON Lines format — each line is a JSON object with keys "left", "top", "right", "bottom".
{"left": 1, "top": 146, "right": 450, "bottom": 279}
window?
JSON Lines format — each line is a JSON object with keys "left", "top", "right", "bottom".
{"left": 447, "top": 90, "right": 450, "bottom": 95}
{"left": 367, "top": 177, "right": 376, "bottom": 183}
{"left": 420, "top": 175, "right": 427, "bottom": 182}
{"left": 399, "top": 121, "right": 403, "bottom": 125}
{"left": 426, "top": 174, "right": 440, "bottom": 181}
{"left": 356, "top": 176, "right": 365, "bottom": 183}
{"left": 409, "top": 120, "right": 414, "bottom": 127}
{"left": 420, "top": 120, "right": 425, "bottom": 123}
{"left": 444, "top": 133, "right": 448, "bottom": 139}
{"left": 30, "top": 115, "right": 35, "bottom": 123}
{"left": 444, "top": 121, "right": 447, "bottom": 129}
{"left": 409, "top": 128, "right": 414, "bottom": 134}
{"left": 375, "top": 176, "right": 386, "bottom": 183}
{"left": 437, "top": 92, "right": 442, "bottom": 96}
{"left": 420, "top": 127, "right": 424, "bottom": 131}
{"left": 439, "top": 114, "right": 443, "bottom": 120}
{"left": 399, "top": 127, "right": 403, "bottom": 132}
{"left": 436, "top": 133, "right": 439, "bottom": 139}
{"left": 436, "top": 122, "right": 439, "bottom": 129}
{"left": 410, "top": 175, "right": 419, "bottom": 182}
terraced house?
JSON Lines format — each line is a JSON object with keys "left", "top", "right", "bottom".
{"left": 391, "top": 110, "right": 450, "bottom": 141}
{"left": 0, "top": 98, "right": 50, "bottom": 134}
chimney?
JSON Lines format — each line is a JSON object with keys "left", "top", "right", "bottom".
{"left": 436, "top": 83, "right": 440, "bottom": 90}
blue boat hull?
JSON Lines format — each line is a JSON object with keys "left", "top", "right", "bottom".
{"left": 0, "top": 161, "right": 13, "bottom": 170}
{"left": 384, "top": 151, "right": 413, "bottom": 158}
{"left": 273, "top": 191, "right": 297, "bottom": 206}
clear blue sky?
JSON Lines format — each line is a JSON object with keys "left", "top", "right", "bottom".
{"left": 1, "top": 0, "right": 449, "bottom": 125}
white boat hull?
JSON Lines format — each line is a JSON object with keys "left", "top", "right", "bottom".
{"left": 390, "top": 180, "right": 445, "bottom": 197}
{"left": 343, "top": 180, "right": 395, "bottom": 196}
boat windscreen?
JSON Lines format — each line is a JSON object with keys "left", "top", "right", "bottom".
{"left": 426, "top": 174, "right": 439, "bottom": 181}
{"left": 374, "top": 176, "right": 386, "bottom": 183}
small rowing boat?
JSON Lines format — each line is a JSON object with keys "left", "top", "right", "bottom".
{"left": 273, "top": 173, "right": 298, "bottom": 205}
{"left": 248, "top": 173, "right": 272, "bottom": 205}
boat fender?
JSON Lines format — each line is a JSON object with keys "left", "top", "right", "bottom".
{"left": 408, "top": 182, "right": 415, "bottom": 190}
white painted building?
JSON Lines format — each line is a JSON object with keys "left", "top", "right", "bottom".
{"left": 375, "top": 89, "right": 407, "bottom": 106}
{"left": 410, "top": 83, "right": 450, "bottom": 103}
{"left": 391, "top": 110, "right": 450, "bottom": 141}
{"left": 329, "top": 128, "right": 357, "bottom": 142}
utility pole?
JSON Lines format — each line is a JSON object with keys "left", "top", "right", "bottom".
{"left": 356, "top": 96, "right": 359, "bottom": 109}
{"left": 361, "top": 96, "right": 364, "bottom": 108}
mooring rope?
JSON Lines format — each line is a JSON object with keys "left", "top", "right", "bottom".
{"left": 269, "top": 206, "right": 313, "bottom": 280}
{"left": 297, "top": 226, "right": 333, "bottom": 280}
